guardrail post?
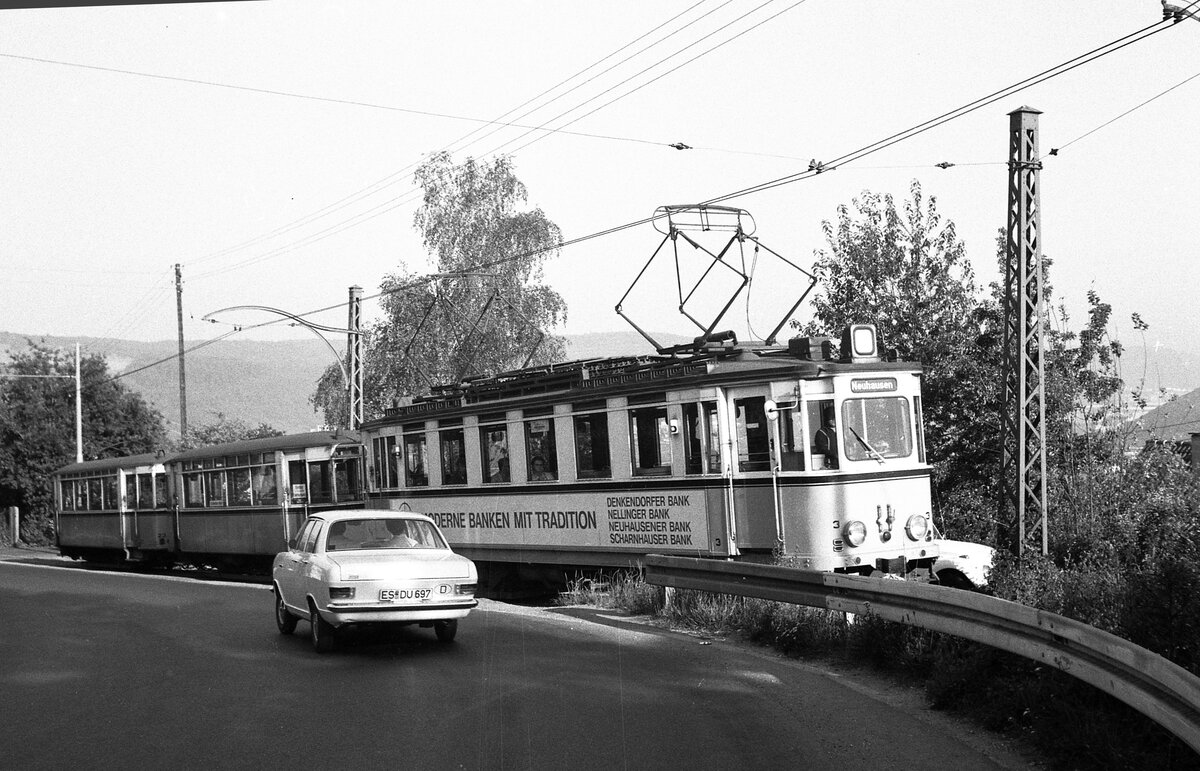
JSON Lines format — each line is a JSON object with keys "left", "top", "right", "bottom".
{"left": 5, "top": 506, "right": 18, "bottom": 546}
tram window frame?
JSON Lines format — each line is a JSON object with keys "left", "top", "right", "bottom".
{"left": 253, "top": 464, "right": 278, "bottom": 505}
{"left": 573, "top": 412, "right": 611, "bottom": 479}
{"left": 629, "top": 406, "right": 671, "bottom": 476}
{"left": 914, "top": 395, "right": 926, "bottom": 463}
{"left": 734, "top": 397, "right": 772, "bottom": 473}
{"left": 333, "top": 456, "right": 362, "bottom": 501}
{"left": 184, "top": 471, "right": 205, "bottom": 507}
{"left": 440, "top": 428, "right": 467, "bottom": 485}
{"left": 525, "top": 417, "right": 558, "bottom": 482}
{"left": 809, "top": 399, "right": 839, "bottom": 470}
{"left": 402, "top": 433, "right": 428, "bottom": 488}
{"left": 683, "top": 401, "right": 719, "bottom": 475}
{"left": 778, "top": 406, "right": 805, "bottom": 471}
{"left": 155, "top": 473, "right": 169, "bottom": 508}
{"left": 230, "top": 467, "right": 253, "bottom": 505}
{"left": 205, "top": 469, "right": 228, "bottom": 507}
{"left": 308, "top": 460, "right": 334, "bottom": 502}
{"left": 841, "top": 396, "right": 913, "bottom": 462}
{"left": 481, "top": 424, "right": 510, "bottom": 483}
{"left": 136, "top": 473, "right": 152, "bottom": 508}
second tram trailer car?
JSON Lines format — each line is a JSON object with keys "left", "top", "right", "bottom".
{"left": 360, "top": 324, "right": 939, "bottom": 584}
{"left": 53, "top": 431, "right": 366, "bottom": 569}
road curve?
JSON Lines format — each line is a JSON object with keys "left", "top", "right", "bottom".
{"left": 0, "top": 557, "right": 1040, "bottom": 770}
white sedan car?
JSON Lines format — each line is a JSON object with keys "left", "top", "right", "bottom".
{"left": 272, "top": 510, "right": 478, "bottom": 653}
{"left": 931, "top": 539, "right": 995, "bottom": 590}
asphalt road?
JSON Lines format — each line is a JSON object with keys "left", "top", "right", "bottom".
{"left": 0, "top": 556, "right": 1038, "bottom": 770}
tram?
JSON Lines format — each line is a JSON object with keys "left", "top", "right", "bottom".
{"left": 359, "top": 323, "right": 939, "bottom": 583}
{"left": 52, "top": 431, "right": 366, "bottom": 569}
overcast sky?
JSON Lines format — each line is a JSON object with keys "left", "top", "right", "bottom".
{"left": 3, "top": 1, "right": 1199, "bottom": 365}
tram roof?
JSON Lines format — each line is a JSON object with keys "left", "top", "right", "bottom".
{"left": 170, "top": 430, "right": 358, "bottom": 461}
{"left": 52, "top": 431, "right": 361, "bottom": 476}
{"left": 367, "top": 339, "right": 921, "bottom": 427}
{"left": 52, "top": 452, "right": 167, "bottom": 476}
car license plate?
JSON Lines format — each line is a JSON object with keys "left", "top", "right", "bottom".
{"left": 380, "top": 588, "right": 431, "bottom": 602}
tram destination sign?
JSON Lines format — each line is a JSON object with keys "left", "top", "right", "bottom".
{"left": 850, "top": 377, "right": 897, "bottom": 393}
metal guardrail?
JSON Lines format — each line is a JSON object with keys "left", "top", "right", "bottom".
{"left": 645, "top": 554, "right": 1200, "bottom": 754}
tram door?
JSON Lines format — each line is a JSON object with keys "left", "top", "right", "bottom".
{"left": 726, "top": 387, "right": 779, "bottom": 550}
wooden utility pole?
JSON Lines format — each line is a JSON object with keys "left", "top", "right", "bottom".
{"left": 175, "top": 264, "right": 188, "bottom": 442}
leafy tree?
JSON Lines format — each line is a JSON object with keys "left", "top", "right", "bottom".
{"left": 312, "top": 152, "right": 567, "bottom": 426}
{"left": 182, "top": 412, "right": 283, "bottom": 448}
{"left": 800, "top": 180, "right": 996, "bottom": 538}
{"left": 0, "top": 341, "right": 166, "bottom": 544}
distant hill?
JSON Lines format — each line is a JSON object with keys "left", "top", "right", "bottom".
{"left": 0, "top": 329, "right": 687, "bottom": 440}
{"left": 6, "top": 328, "right": 1196, "bottom": 443}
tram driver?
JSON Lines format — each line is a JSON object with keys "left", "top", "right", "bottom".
{"left": 814, "top": 405, "right": 839, "bottom": 469}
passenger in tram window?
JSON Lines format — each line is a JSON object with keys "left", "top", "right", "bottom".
{"left": 530, "top": 456, "right": 554, "bottom": 481}
{"left": 814, "top": 405, "right": 839, "bottom": 469}
{"left": 493, "top": 457, "right": 510, "bottom": 482}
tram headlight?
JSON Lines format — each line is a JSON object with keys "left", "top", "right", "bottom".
{"left": 905, "top": 514, "right": 929, "bottom": 542}
{"left": 843, "top": 520, "right": 868, "bottom": 547}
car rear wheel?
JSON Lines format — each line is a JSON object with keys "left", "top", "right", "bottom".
{"left": 275, "top": 588, "right": 298, "bottom": 635}
{"left": 309, "top": 600, "right": 337, "bottom": 653}
{"left": 434, "top": 619, "right": 458, "bottom": 643}
{"left": 936, "top": 569, "right": 975, "bottom": 591}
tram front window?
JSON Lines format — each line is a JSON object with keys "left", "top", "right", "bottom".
{"left": 841, "top": 397, "right": 912, "bottom": 462}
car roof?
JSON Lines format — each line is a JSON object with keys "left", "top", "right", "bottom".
{"left": 308, "top": 509, "right": 435, "bottom": 525}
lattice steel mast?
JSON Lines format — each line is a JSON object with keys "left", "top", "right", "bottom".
{"left": 999, "top": 106, "right": 1048, "bottom": 559}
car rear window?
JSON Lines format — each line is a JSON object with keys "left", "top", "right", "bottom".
{"left": 324, "top": 518, "right": 446, "bottom": 551}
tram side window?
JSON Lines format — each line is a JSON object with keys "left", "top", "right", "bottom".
{"left": 184, "top": 472, "right": 205, "bottom": 506}
{"left": 125, "top": 475, "right": 137, "bottom": 509}
{"left": 779, "top": 409, "right": 804, "bottom": 471}
{"left": 60, "top": 480, "right": 75, "bottom": 511}
{"left": 630, "top": 407, "right": 671, "bottom": 476}
{"left": 309, "top": 461, "right": 333, "bottom": 503}
{"left": 205, "top": 470, "right": 228, "bottom": 507}
{"left": 372, "top": 435, "right": 399, "bottom": 489}
{"left": 683, "top": 402, "right": 719, "bottom": 475}
{"left": 402, "top": 434, "right": 428, "bottom": 487}
{"left": 525, "top": 419, "right": 557, "bottom": 482}
{"left": 734, "top": 397, "right": 771, "bottom": 472}
{"left": 230, "top": 467, "right": 253, "bottom": 505}
{"left": 154, "top": 473, "right": 168, "bottom": 508}
{"left": 842, "top": 397, "right": 912, "bottom": 461}
{"left": 481, "top": 426, "right": 510, "bottom": 483}
{"left": 253, "top": 465, "right": 278, "bottom": 505}
{"left": 574, "top": 413, "right": 611, "bottom": 479}
{"left": 441, "top": 429, "right": 467, "bottom": 485}
{"left": 288, "top": 460, "right": 308, "bottom": 502}
{"left": 135, "top": 473, "right": 150, "bottom": 508}
{"left": 103, "top": 476, "right": 118, "bottom": 510}
{"left": 809, "top": 400, "right": 839, "bottom": 470}
{"left": 86, "top": 479, "right": 102, "bottom": 511}
{"left": 334, "top": 457, "right": 363, "bottom": 501}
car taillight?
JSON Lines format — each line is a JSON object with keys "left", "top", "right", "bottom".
{"left": 455, "top": 583, "right": 477, "bottom": 596}
{"left": 329, "top": 587, "right": 355, "bottom": 600}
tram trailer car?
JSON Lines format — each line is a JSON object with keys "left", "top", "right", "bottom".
{"left": 360, "top": 324, "right": 940, "bottom": 587}
{"left": 53, "top": 431, "right": 366, "bottom": 570}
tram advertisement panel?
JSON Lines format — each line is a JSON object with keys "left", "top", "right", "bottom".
{"left": 395, "top": 491, "right": 711, "bottom": 553}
